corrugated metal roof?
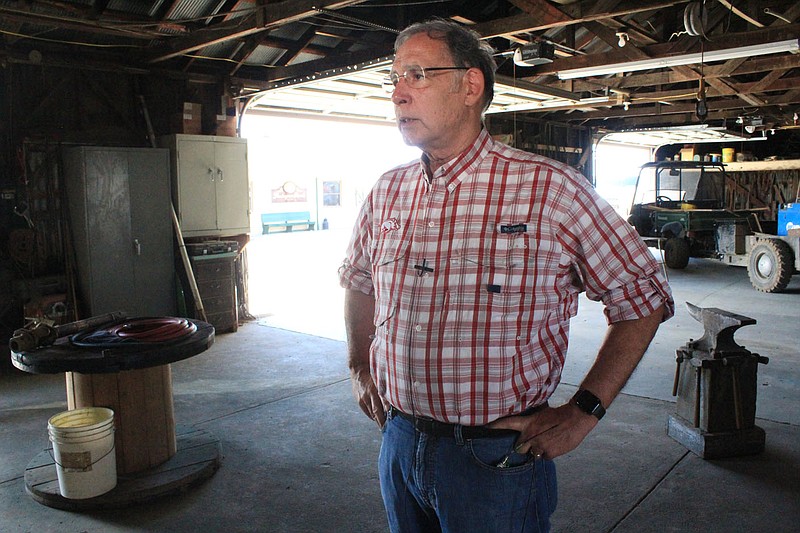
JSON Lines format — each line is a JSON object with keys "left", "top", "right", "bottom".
{"left": 244, "top": 45, "right": 285, "bottom": 66}
{"left": 107, "top": 0, "right": 153, "bottom": 17}
{"left": 165, "top": 0, "right": 217, "bottom": 21}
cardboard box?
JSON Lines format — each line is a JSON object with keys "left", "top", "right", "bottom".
{"left": 214, "top": 117, "right": 237, "bottom": 137}
{"left": 215, "top": 96, "right": 237, "bottom": 136}
{"left": 171, "top": 102, "right": 202, "bottom": 134}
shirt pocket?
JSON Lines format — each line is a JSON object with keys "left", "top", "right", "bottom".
{"left": 446, "top": 253, "right": 527, "bottom": 346}
{"left": 371, "top": 235, "right": 410, "bottom": 329}
{"left": 452, "top": 224, "right": 533, "bottom": 291}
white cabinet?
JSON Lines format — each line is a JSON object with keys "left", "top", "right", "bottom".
{"left": 160, "top": 134, "right": 250, "bottom": 237}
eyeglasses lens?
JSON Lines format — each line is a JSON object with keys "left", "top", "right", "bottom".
{"left": 383, "top": 66, "right": 427, "bottom": 92}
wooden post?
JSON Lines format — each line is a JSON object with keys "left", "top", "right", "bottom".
{"left": 66, "top": 366, "right": 176, "bottom": 475}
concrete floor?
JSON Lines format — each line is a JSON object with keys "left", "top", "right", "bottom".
{"left": 2, "top": 230, "right": 799, "bottom": 532}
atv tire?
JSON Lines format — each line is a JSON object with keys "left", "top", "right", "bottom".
{"left": 748, "top": 239, "right": 794, "bottom": 293}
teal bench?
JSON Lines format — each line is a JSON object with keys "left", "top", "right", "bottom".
{"left": 261, "top": 211, "right": 315, "bottom": 234}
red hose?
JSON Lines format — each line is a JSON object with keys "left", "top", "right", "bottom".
{"left": 106, "top": 318, "right": 197, "bottom": 342}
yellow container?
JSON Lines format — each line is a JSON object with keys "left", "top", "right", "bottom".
{"left": 722, "top": 148, "right": 735, "bottom": 163}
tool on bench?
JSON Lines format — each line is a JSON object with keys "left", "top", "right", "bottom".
{"left": 9, "top": 312, "right": 127, "bottom": 353}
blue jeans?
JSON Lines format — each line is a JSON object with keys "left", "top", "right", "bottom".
{"left": 379, "top": 410, "right": 558, "bottom": 533}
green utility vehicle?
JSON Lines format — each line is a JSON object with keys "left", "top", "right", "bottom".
{"left": 627, "top": 160, "right": 800, "bottom": 292}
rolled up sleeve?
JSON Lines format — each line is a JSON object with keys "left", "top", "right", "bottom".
{"left": 338, "top": 197, "right": 375, "bottom": 296}
{"left": 560, "top": 177, "right": 674, "bottom": 325}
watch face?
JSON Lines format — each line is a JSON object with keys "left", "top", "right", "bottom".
{"left": 574, "top": 390, "right": 605, "bottom": 419}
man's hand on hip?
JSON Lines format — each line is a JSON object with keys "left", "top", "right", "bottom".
{"left": 488, "top": 403, "right": 598, "bottom": 459}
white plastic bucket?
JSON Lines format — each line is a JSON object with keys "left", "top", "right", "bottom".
{"left": 47, "top": 407, "right": 117, "bottom": 499}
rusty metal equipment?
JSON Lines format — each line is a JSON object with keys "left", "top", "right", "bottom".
{"left": 9, "top": 312, "right": 127, "bottom": 354}
{"left": 667, "top": 303, "right": 769, "bottom": 459}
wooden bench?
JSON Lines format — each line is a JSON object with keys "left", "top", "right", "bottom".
{"left": 261, "top": 211, "right": 315, "bottom": 234}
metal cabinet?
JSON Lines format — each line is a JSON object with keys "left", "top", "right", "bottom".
{"left": 63, "top": 146, "right": 176, "bottom": 317}
{"left": 160, "top": 134, "right": 250, "bottom": 238}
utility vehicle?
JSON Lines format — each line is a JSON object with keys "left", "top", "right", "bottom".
{"left": 627, "top": 161, "right": 799, "bottom": 292}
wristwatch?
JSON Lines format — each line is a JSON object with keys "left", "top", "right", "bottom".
{"left": 572, "top": 389, "right": 606, "bottom": 420}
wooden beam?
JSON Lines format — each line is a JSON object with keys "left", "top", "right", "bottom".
{"left": 746, "top": 69, "right": 789, "bottom": 95}
{"left": 229, "top": 35, "right": 266, "bottom": 76}
{"left": 0, "top": 7, "right": 164, "bottom": 40}
{"left": 147, "top": 0, "right": 370, "bottom": 63}
{"left": 473, "top": 0, "right": 692, "bottom": 39}
{"left": 273, "top": 26, "right": 319, "bottom": 67}
{"left": 547, "top": 93, "right": 796, "bottom": 121}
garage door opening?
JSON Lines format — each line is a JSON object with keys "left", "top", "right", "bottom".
{"left": 594, "top": 141, "right": 652, "bottom": 218}
{"left": 240, "top": 113, "right": 418, "bottom": 340}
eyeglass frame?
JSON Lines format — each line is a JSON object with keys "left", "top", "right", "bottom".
{"left": 383, "top": 65, "right": 471, "bottom": 92}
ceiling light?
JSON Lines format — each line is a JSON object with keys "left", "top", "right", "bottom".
{"left": 557, "top": 39, "right": 799, "bottom": 80}
{"left": 616, "top": 32, "right": 629, "bottom": 48}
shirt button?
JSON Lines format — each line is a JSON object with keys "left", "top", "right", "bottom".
{"left": 428, "top": 221, "right": 435, "bottom": 227}
{"left": 447, "top": 184, "right": 456, "bottom": 192}
{"left": 415, "top": 325, "right": 422, "bottom": 331}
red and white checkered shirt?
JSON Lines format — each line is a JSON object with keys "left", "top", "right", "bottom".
{"left": 339, "top": 129, "right": 673, "bottom": 425}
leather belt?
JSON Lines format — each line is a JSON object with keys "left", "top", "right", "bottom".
{"left": 389, "top": 403, "right": 547, "bottom": 439}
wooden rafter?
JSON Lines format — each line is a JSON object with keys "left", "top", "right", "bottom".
{"left": 146, "top": 0, "right": 370, "bottom": 63}
{"left": 473, "top": 0, "right": 692, "bottom": 39}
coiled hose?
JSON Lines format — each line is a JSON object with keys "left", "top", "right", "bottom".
{"left": 71, "top": 317, "right": 198, "bottom": 348}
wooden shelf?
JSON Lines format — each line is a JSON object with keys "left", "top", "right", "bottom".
{"left": 724, "top": 160, "right": 800, "bottom": 172}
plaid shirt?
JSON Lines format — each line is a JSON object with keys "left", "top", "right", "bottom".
{"left": 339, "top": 130, "right": 673, "bottom": 425}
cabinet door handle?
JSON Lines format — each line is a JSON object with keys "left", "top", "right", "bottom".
{"left": 208, "top": 167, "right": 215, "bottom": 181}
{"left": 217, "top": 168, "right": 224, "bottom": 182}
{"left": 134, "top": 239, "right": 142, "bottom": 256}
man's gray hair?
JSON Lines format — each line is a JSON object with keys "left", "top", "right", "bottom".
{"left": 395, "top": 18, "right": 497, "bottom": 111}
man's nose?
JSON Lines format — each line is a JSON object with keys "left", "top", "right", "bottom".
{"left": 391, "top": 81, "right": 410, "bottom": 104}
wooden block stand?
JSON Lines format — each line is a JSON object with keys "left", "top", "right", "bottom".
{"left": 66, "top": 367, "right": 177, "bottom": 475}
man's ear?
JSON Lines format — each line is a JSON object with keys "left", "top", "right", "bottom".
{"left": 462, "top": 68, "right": 485, "bottom": 108}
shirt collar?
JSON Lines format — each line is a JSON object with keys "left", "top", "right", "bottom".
{"left": 419, "top": 128, "right": 494, "bottom": 188}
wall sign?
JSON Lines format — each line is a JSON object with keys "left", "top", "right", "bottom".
{"left": 271, "top": 181, "right": 307, "bottom": 203}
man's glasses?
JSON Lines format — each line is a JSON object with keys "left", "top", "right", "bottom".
{"left": 383, "top": 65, "right": 470, "bottom": 92}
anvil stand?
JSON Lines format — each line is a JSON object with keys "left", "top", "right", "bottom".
{"left": 10, "top": 316, "right": 220, "bottom": 511}
{"left": 667, "top": 303, "right": 769, "bottom": 459}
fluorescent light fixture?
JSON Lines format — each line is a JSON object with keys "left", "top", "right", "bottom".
{"left": 557, "top": 39, "right": 799, "bottom": 80}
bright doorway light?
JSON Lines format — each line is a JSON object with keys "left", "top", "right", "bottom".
{"left": 594, "top": 141, "right": 652, "bottom": 218}
{"left": 239, "top": 113, "right": 419, "bottom": 337}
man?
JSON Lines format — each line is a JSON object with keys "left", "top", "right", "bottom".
{"left": 338, "top": 18, "right": 673, "bottom": 533}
